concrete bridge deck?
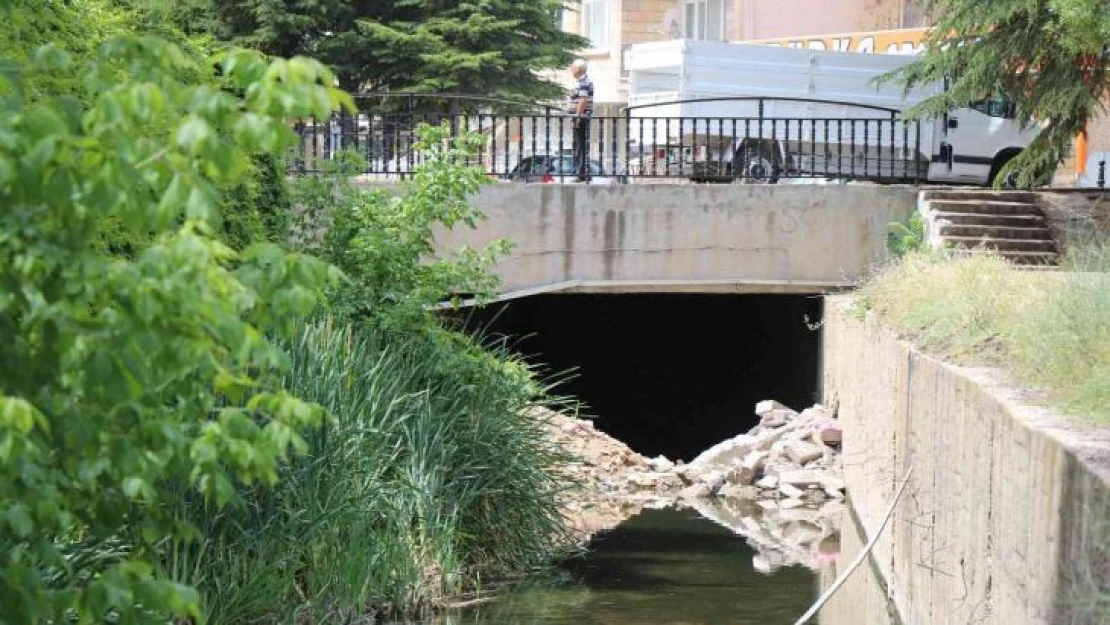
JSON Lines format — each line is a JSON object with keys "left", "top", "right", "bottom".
{"left": 430, "top": 183, "right": 918, "bottom": 297}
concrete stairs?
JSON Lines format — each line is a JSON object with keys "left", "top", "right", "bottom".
{"left": 918, "top": 189, "right": 1059, "bottom": 266}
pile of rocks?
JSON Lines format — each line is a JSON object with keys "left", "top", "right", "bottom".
{"left": 674, "top": 400, "right": 844, "bottom": 506}
{"left": 538, "top": 400, "right": 846, "bottom": 547}
{"left": 537, "top": 407, "right": 675, "bottom": 542}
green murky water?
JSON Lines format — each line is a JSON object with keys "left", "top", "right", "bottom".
{"left": 426, "top": 507, "right": 819, "bottom": 625}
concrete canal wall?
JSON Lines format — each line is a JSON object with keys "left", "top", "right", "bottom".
{"left": 822, "top": 296, "right": 1110, "bottom": 625}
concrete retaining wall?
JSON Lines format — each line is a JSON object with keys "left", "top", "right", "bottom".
{"left": 430, "top": 184, "right": 917, "bottom": 295}
{"left": 822, "top": 297, "right": 1110, "bottom": 625}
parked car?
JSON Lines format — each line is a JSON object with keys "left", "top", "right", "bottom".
{"left": 504, "top": 156, "right": 626, "bottom": 184}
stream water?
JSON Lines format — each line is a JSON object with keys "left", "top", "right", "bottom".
{"left": 422, "top": 507, "right": 824, "bottom": 625}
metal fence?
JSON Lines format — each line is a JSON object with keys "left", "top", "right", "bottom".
{"left": 290, "top": 93, "right": 929, "bottom": 184}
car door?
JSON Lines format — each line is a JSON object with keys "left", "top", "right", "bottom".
{"left": 930, "top": 95, "right": 1037, "bottom": 184}
{"left": 509, "top": 157, "right": 538, "bottom": 182}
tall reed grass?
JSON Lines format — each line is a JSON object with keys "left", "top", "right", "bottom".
{"left": 858, "top": 243, "right": 1110, "bottom": 424}
{"left": 171, "top": 319, "right": 575, "bottom": 623}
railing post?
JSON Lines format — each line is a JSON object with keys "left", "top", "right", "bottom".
{"left": 624, "top": 107, "right": 632, "bottom": 183}
{"left": 914, "top": 120, "right": 922, "bottom": 184}
{"left": 757, "top": 98, "right": 765, "bottom": 182}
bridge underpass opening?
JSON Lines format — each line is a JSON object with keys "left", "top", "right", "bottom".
{"left": 456, "top": 294, "right": 822, "bottom": 461}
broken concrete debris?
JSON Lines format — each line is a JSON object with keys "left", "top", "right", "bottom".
{"left": 684, "top": 401, "right": 845, "bottom": 503}
{"left": 536, "top": 399, "right": 846, "bottom": 570}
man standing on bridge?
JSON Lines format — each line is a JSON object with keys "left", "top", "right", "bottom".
{"left": 567, "top": 59, "right": 594, "bottom": 182}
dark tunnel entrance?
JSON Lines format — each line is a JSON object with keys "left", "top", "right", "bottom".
{"left": 456, "top": 294, "right": 823, "bottom": 462}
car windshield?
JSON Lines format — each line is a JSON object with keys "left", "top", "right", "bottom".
{"left": 553, "top": 158, "right": 603, "bottom": 175}
{"left": 512, "top": 157, "right": 603, "bottom": 177}
{"left": 512, "top": 157, "right": 547, "bottom": 175}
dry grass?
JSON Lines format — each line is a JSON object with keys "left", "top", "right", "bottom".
{"left": 858, "top": 244, "right": 1110, "bottom": 425}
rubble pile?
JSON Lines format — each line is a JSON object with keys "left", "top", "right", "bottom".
{"left": 537, "top": 399, "right": 846, "bottom": 559}
{"left": 536, "top": 407, "right": 674, "bottom": 541}
{"left": 676, "top": 400, "right": 845, "bottom": 506}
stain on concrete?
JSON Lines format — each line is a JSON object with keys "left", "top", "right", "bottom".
{"left": 780, "top": 206, "right": 800, "bottom": 233}
{"left": 561, "top": 186, "right": 576, "bottom": 280}
{"left": 538, "top": 185, "right": 552, "bottom": 242}
{"left": 602, "top": 208, "right": 619, "bottom": 280}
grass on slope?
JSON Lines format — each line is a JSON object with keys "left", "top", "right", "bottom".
{"left": 857, "top": 243, "right": 1110, "bottom": 425}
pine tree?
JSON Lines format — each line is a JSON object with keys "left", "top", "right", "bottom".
{"left": 161, "top": 0, "right": 587, "bottom": 103}
{"left": 889, "top": 0, "right": 1109, "bottom": 186}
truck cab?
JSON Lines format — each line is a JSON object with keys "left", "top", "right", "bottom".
{"left": 929, "top": 94, "right": 1040, "bottom": 186}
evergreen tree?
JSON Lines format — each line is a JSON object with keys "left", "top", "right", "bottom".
{"left": 158, "top": 0, "right": 587, "bottom": 103}
{"left": 889, "top": 0, "right": 1109, "bottom": 186}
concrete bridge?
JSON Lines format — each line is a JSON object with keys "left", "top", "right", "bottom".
{"left": 432, "top": 183, "right": 918, "bottom": 297}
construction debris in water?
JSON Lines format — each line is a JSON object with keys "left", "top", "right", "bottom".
{"left": 538, "top": 400, "right": 845, "bottom": 571}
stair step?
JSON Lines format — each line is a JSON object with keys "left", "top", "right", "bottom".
{"left": 935, "top": 224, "right": 1054, "bottom": 240}
{"left": 960, "top": 249, "right": 1059, "bottom": 266}
{"left": 930, "top": 211, "right": 1046, "bottom": 227}
{"left": 925, "top": 199, "right": 1042, "bottom": 215}
{"left": 921, "top": 190, "right": 1036, "bottom": 204}
{"left": 941, "top": 236, "right": 1057, "bottom": 253}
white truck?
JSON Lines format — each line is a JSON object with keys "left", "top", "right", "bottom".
{"left": 626, "top": 39, "right": 1042, "bottom": 185}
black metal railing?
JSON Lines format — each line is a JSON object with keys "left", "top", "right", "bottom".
{"left": 289, "top": 93, "right": 929, "bottom": 184}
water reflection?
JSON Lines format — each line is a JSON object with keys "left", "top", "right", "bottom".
{"left": 428, "top": 507, "right": 819, "bottom": 625}
{"left": 817, "top": 506, "right": 899, "bottom": 625}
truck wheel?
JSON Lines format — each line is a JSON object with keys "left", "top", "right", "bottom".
{"left": 988, "top": 152, "right": 1024, "bottom": 188}
{"left": 736, "top": 148, "right": 780, "bottom": 184}
{"left": 989, "top": 154, "right": 1052, "bottom": 189}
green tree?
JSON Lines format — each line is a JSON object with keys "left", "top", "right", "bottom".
{"left": 0, "top": 35, "right": 349, "bottom": 622}
{"left": 888, "top": 0, "right": 1110, "bottom": 186}
{"left": 289, "top": 127, "right": 510, "bottom": 324}
{"left": 152, "top": 0, "right": 587, "bottom": 101}
{"left": 0, "top": 0, "right": 136, "bottom": 100}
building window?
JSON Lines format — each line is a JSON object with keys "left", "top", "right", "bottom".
{"left": 684, "top": 0, "right": 724, "bottom": 41}
{"left": 581, "top": 0, "right": 609, "bottom": 50}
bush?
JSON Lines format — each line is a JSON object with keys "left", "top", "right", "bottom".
{"left": 222, "top": 153, "right": 293, "bottom": 250}
{"left": 177, "top": 320, "right": 572, "bottom": 623}
{"left": 174, "top": 124, "right": 568, "bottom": 622}
{"left": 3, "top": 18, "right": 569, "bottom": 625}
{"left": 0, "top": 36, "right": 348, "bottom": 622}
{"left": 291, "top": 126, "right": 511, "bottom": 324}
{"left": 886, "top": 212, "right": 926, "bottom": 257}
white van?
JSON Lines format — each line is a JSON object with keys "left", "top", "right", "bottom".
{"left": 626, "top": 40, "right": 1042, "bottom": 185}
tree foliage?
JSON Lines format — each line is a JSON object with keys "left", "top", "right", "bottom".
{"left": 0, "top": 34, "right": 350, "bottom": 622}
{"left": 155, "top": 0, "right": 588, "bottom": 100}
{"left": 0, "top": 0, "right": 136, "bottom": 100}
{"left": 291, "top": 126, "right": 511, "bottom": 324}
{"left": 889, "top": 0, "right": 1110, "bottom": 186}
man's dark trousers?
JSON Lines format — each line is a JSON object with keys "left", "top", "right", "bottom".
{"left": 573, "top": 117, "right": 590, "bottom": 182}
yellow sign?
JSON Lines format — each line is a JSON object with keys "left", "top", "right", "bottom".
{"left": 749, "top": 28, "right": 930, "bottom": 56}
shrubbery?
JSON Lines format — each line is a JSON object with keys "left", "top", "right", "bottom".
{"left": 0, "top": 34, "right": 348, "bottom": 622}
{"left": 176, "top": 130, "right": 571, "bottom": 623}
{"left": 1, "top": 19, "right": 569, "bottom": 625}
